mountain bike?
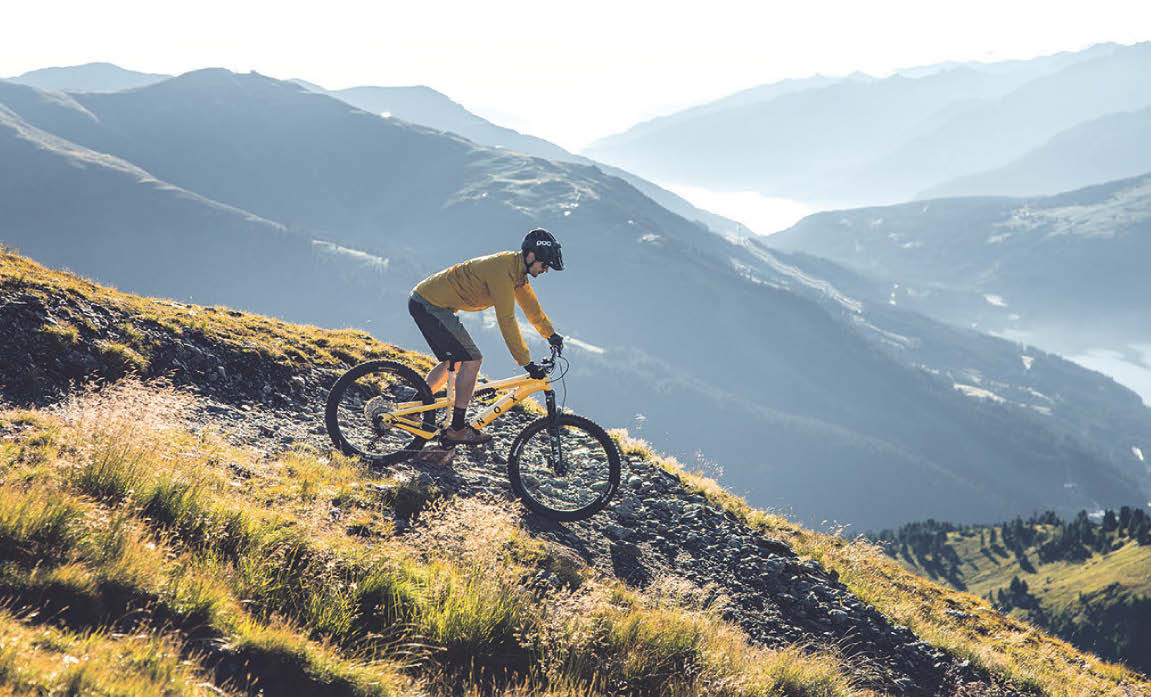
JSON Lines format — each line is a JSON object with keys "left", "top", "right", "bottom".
{"left": 324, "top": 346, "right": 620, "bottom": 521}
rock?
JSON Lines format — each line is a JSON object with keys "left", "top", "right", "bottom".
{"left": 611, "top": 541, "right": 641, "bottom": 558}
{"left": 605, "top": 525, "right": 631, "bottom": 540}
{"left": 395, "top": 471, "right": 435, "bottom": 489}
{"left": 754, "top": 536, "right": 797, "bottom": 558}
{"left": 415, "top": 448, "right": 456, "bottom": 468}
{"left": 613, "top": 497, "right": 639, "bottom": 520}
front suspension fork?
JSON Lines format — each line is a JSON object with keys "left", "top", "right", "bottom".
{"left": 545, "top": 390, "right": 566, "bottom": 475}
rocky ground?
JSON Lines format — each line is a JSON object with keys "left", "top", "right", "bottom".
{"left": 1, "top": 287, "right": 1009, "bottom": 696}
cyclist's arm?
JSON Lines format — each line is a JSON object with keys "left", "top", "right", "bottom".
{"left": 514, "top": 283, "right": 555, "bottom": 339}
{"left": 493, "top": 282, "right": 532, "bottom": 366}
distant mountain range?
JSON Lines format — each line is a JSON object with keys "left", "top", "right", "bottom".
{"left": 0, "top": 100, "right": 384, "bottom": 324}
{"left": 768, "top": 172, "right": 1151, "bottom": 350}
{"left": 920, "top": 107, "right": 1151, "bottom": 199}
{"left": 3, "top": 68, "right": 1149, "bottom": 530}
{"left": 285, "top": 79, "right": 750, "bottom": 238}
{"left": 290, "top": 81, "right": 574, "bottom": 160}
{"left": 7, "top": 61, "right": 746, "bottom": 238}
{"left": 8, "top": 61, "right": 171, "bottom": 92}
{"left": 584, "top": 42, "right": 1151, "bottom": 206}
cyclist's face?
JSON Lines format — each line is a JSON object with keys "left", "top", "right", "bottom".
{"left": 527, "top": 254, "right": 549, "bottom": 277}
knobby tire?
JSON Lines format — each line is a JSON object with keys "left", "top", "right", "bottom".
{"left": 507, "top": 413, "right": 621, "bottom": 521}
{"left": 325, "top": 360, "right": 435, "bottom": 465}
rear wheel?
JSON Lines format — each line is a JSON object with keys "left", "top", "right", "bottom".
{"left": 507, "top": 414, "right": 620, "bottom": 521}
{"left": 325, "top": 361, "right": 437, "bottom": 465}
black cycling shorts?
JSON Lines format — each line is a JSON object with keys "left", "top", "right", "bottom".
{"left": 408, "top": 293, "right": 483, "bottom": 362}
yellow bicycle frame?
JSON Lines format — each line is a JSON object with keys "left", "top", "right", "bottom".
{"left": 378, "top": 367, "right": 552, "bottom": 440}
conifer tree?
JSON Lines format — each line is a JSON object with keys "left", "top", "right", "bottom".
{"left": 1103, "top": 509, "right": 1118, "bottom": 532}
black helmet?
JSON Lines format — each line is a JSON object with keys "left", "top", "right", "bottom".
{"left": 522, "top": 228, "right": 564, "bottom": 270}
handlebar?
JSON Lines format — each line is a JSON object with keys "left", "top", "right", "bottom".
{"left": 539, "top": 344, "right": 562, "bottom": 374}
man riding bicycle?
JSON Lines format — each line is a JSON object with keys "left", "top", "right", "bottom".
{"left": 408, "top": 229, "right": 565, "bottom": 445}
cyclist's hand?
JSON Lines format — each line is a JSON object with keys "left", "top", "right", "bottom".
{"left": 548, "top": 333, "right": 564, "bottom": 355}
{"left": 524, "top": 361, "right": 547, "bottom": 379}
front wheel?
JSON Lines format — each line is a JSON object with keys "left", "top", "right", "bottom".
{"left": 507, "top": 414, "right": 621, "bottom": 521}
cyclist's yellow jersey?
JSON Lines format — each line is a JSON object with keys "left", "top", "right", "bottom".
{"left": 413, "top": 251, "right": 555, "bottom": 366}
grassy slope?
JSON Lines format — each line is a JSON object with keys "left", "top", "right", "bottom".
{"left": 879, "top": 521, "right": 1151, "bottom": 676}
{"left": 892, "top": 526, "right": 1151, "bottom": 613}
{"left": 0, "top": 241, "right": 433, "bottom": 376}
{"left": 2, "top": 246, "right": 1150, "bottom": 696}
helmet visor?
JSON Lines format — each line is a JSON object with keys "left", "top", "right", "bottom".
{"left": 544, "top": 245, "right": 564, "bottom": 271}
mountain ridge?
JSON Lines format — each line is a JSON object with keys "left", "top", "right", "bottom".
{"left": 287, "top": 75, "right": 750, "bottom": 237}
{"left": 768, "top": 170, "right": 1151, "bottom": 349}
{"left": 8, "top": 61, "right": 171, "bottom": 92}
{"left": 920, "top": 107, "right": 1151, "bottom": 198}
{"left": 0, "top": 98, "right": 392, "bottom": 329}
{"left": 584, "top": 42, "right": 1151, "bottom": 206}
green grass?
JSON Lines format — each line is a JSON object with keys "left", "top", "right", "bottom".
{"left": 0, "top": 486, "right": 84, "bottom": 565}
{"left": 0, "top": 610, "right": 223, "bottom": 697}
{"left": 890, "top": 524, "right": 1151, "bottom": 614}
{"left": 0, "top": 411, "right": 62, "bottom": 468}
{"left": 94, "top": 339, "right": 150, "bottom": 378}
{"left": 875, "top": 520, "right": 1151, "bottom": 676}
{"left": 73, "top": 437, "right": 149, "bottom": 501}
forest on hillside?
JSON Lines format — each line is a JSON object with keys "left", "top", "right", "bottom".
{"left": 870, "top": 508, "right": 1151, "bottom": 675}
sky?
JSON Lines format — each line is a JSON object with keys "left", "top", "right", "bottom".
{"left": 3, "top": 1, "right": 1150, "bottom": 152}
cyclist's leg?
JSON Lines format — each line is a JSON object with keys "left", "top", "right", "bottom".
{"left": 454, "top": 359, "right": 482, "bottom": 408}
{"left": 424, "top": 358, "right": 480, "bottom": 396}
{"left": 408, "top": 293, "right": 483, "bottom": 403}
{"left": 425, "top": 361, "right": 450, "bottom": 392}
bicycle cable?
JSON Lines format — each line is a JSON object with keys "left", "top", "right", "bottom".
{"left": 556, "top": 353, "right": 571, "bottom": 412}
